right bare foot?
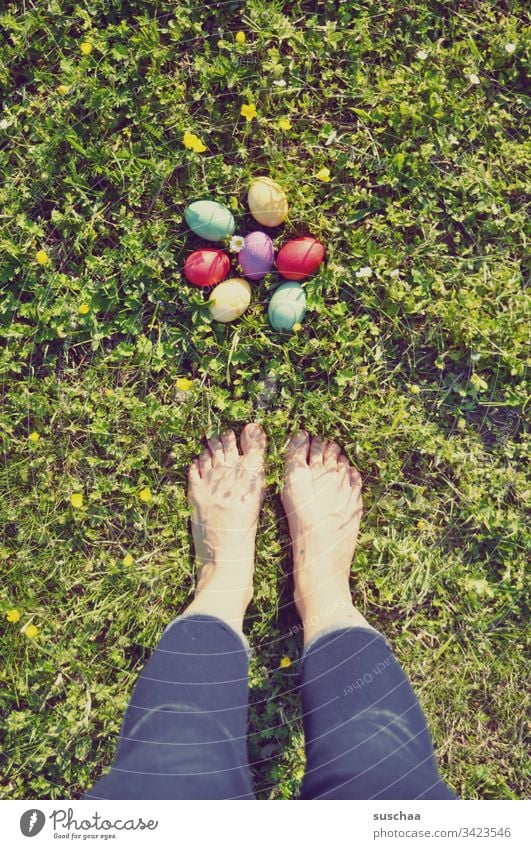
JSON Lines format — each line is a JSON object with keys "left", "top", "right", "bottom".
{"left": 282, "top": 430, "right": 371, "bottom": 643}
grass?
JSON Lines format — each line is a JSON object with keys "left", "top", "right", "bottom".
{"left": 0, "top": 0, "right": 529, "bottom": 800}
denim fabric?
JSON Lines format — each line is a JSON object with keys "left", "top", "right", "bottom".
{"left": 85, "top": 615, "right": 455, "bottom": 800}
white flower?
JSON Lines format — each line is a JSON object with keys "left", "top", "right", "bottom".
{"left": 229, "top": 235, "right": 245, "bottom": 253}
{"left": 504, "top": 42, "right": 516, "bottom": 54}
{"left": 355, "top": 266, "right": 373, "bottom": 279}
{"left": 416, "top": 49, "right": 428, "bottom": 61}
{"left": 273, "top": 79, "right": 287, "bottom": 87}
{"left": 389, "top": 268, "right": 400, "bottom": 277}
{"left": 468, "top": 73, "right": 481, "bottom": 85}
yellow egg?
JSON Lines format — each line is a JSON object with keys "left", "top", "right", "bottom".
{"left": 248, "top": 176, "right": 288, "bottom": 227}
{"left": 208, "top": 278, "right": 251, "bottom": 323}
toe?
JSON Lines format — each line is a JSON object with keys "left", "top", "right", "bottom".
{"left": 240, "top": 422, "right": 267, "bottom": 468}
{"left": 220, "top": 428, "right": 239, "bottom": 464}
{"left": 188, "top": 458, "right": 202, "bottom": 483}
{"left": 349, "top": 466, "right": 363, "bottom": 490}
{"left": 285, "top": 430, "right": 309, "bottom": 466}
{"left": 207, "top": 435, "right": 225, "bottom": 465}
{"left": 324, "top": 439, "right": 341, "bottom": 465}
{"left": 199, "top": 448, "right": 213, "bottom": 475}
{"left": 309, "top": 435, "right": 325, "bottom": 466}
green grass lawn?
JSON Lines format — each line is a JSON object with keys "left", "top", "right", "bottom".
{"left": 0, "top": 0, "right": 529, "bottom": 800}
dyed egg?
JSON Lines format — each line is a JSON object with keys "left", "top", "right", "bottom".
{"left": 184, "top": 249, "right": 230, "bottom": 287}
{"left": 208, "top": 278, "right": 252, "bottom": 323}
{"left": 238, "top": 231, "right": 274, "bottom": 280}
{"left": 268, "top": 281, "right": 306, "bottom": 331}
{"left": 277, "top": 236, "right": 325, "bottom": 281}
{"left": 247, "top": 177, "right": 288, "bottom": 227}
{"left": 184, "top": 200, "right": 236, "bottom": 241}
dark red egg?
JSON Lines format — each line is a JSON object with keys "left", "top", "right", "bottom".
{"left": 184, "top": 249, "right": 231, "bottom": 287}
{"left": 276, "top": 236, "right": 325, "bottom": 281}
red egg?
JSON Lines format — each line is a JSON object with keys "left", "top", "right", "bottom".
{"left": 277, "top": 236, "right": 325, "bottom": 281}
{"left": 184, "top": 249, "right": 231, "bottom": 287}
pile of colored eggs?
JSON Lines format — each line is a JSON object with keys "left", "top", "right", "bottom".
{"left": 182, "top": 177, "right": 325, "bottom": 331}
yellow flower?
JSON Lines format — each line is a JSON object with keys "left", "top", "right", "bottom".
{"left": 240, "top": 103, "right": 257, "bottom": 122}
{"left": 139, "top": 487, "right": 152, "bottom": 503}
{"left": 409, "top": 384, "right": 421, "bottom": 395}
{"left": 176, "top": 377, "right": 193, "bottom": 392}
{"left": 182, "top": 131, "right": 206, "bottom": 153}
{"left": 25, "top": 624, "right": 39, "bottom": 639}
{"left": 29, "top": 431, "right": 40, "bottom": 442}
{"left": 80, "top": 42, "right": 93, "bottom": 55}
{"left": 416, "top": 519, "right": 425, "bottom": 529}
{"left": 315, "top": 167, "right": 331, "bottom": 182}
{"left": 292, "top": 322, "right": 302, "bottom": 332}
{"left": 36, "top": 249, "right": 49, "bottom": 265}
{"left": 235, "top": 31, "right": 246, "bottom": 44}
{"left": 78, "top": 302, "right": 90, "bottom": 315}
{"left": 70, "top": 492, "right": 84, "bottom": 509}
{"left": 56, "top": 84, "right": 69, "bottom": 95}
{"left": 6, "top": 609, "right": 21, "bottom": 623}
{"left": 279, "top": 656, "right": 292, "bottom": 668}
{"left": 122, "top": 553, "right": 134, "bottom": 567}
{"left": 277, "top": 117, "right": 292, "bottom": 130}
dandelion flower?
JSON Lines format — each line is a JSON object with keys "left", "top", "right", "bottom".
{"left": 29, "top": 431, "right": 40, "bottom": 442}
{"left": 6, "top": 609, "right": 20, "bottom": 623}
{"left": 122, "top": 553, "right": 134, "bottom": 567}
{"left": 176, "top": 377, "right": 193, "bottom": 392}
{"left": 416, "top": 519, "right": 425, "bottom": 529}
{"left": 139, "top": 487, "right": 152, "bottom": 503}
{"left": 279, "top": 656, "right": 292, "bottom": 668}
{"left": 277, "top": 117, "right": 292, "bottom": 130}
{"left": 409, "top": 384, "right": 421, "bottom": 395}
{"left": 235, "top": 31, "right": 246, "bottom": 44}
{"left": 56, "top": 84, "right": 69, "bottom": 95}
{"left": 229, "top": 235, "right": 245, "bottom": 253}
{"left": 70, "top": 493, "right": 84, "bottom": 509}
{"left": 80, "top": 42, "right": 93, "bottom": 55}
{"left": 182, "top": 131, "right": 206, "bottom": 153}
{"left": 36, "top": 250, "right": 49, "bottom": 265}
{"left": 240, "top": 103, "right": 257, "bottom": 122}
{"left": 315, "top": 167, "right": 331, "bottom": 182}
{"left": 78, "top": 302, "right": 90, "bottom": 315}
{"left": 25, "top": 624, "right": 39, "bottom": 639}
{"left": 292, "top": 323, "right": 302, "bottom": 332}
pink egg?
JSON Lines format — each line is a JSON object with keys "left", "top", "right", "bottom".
{"left": 238, "top": 231, "right": 275, "bottom": 280}
{"left": 277, "top": 236, "right": 325, "bottom": 281}
{"left": 184, "top": 249, "right": 230, "bottom": 288}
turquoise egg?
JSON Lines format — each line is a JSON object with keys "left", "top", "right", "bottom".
{"left": 184, "top": 200, "right": 236, "bottom": 241}
{"left": 268, "top": 281, "right": 306, "bottom": 331}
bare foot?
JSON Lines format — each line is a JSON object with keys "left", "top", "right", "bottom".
{"left": 282, "top": 430, "right": 371, "bottom": 644}
{"left": 184, "top": 423, "right": 266, "bottom": 630}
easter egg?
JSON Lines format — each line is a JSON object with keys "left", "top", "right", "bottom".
{"left": 247, "top": 177, "right": 288, "bottom": 227}
{"left": 238, "top": 231, "right": 274, "bottom": 280}
{"left": 277, "top": 236, "right": 325, "bottom": 281}
{"left": 184, "top": 249, "right": 230, "bottom": 287}
{"left": 208, "top": 278, "right": 252, "bottom": 323}
{"left": 268, "top": 281, "right": 306, "bottom": 331}
{"left": 184, "top": 200, "right": 236, "bottom": 241}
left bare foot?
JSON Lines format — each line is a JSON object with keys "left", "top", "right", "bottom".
{"left": 186, "top": 423, "right": 266, "bottom": 616}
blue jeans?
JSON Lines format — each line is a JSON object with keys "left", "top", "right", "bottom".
{"left": 85, "top": 615, "right": 455, "bottom": 800}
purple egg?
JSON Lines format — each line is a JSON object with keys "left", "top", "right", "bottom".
{"left": 238, "top": 231, "right": 274, "bottom": 280}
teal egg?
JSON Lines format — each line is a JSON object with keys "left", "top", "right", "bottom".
{"left": 184, "top": 200, "right": 236, "bottom": 241}
{"left": 268, "top": 281, "right": 306, "bottom": 331}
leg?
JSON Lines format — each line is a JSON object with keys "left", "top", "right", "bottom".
{"left": 85, "top": 423, "right": 267, "bottom": 800}
{"left": 282, "top": 431, "right": 456, "bottom": 800}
